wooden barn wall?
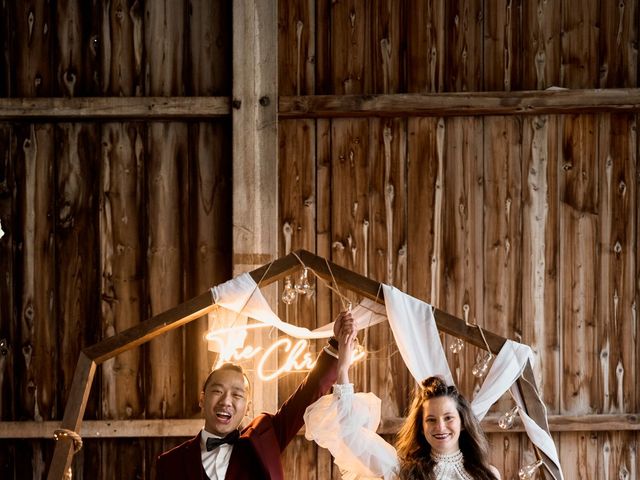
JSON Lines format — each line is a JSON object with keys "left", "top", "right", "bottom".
{"left": 276, "top": 1, "right": 639, "bottom": 479}
{"left": 0, "top": 1, "right": 638, "bottom": 480}
{"left": 0, "top": 1, "right": 233, "bottom": 479}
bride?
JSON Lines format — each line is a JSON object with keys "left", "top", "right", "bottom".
{"left": 305, "top": 311, "right": 501, "bottom": 480}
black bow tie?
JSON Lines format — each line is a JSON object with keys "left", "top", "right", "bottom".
{"left": 206, "top": 430, "right": 239, "bottom": 451}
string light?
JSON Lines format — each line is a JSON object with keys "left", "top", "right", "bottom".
{"left": 471, "top": 352, "right": 493, "bottom": 378}
{"left": 518, "top": 459, "right": 543, "bottom": 479}
{"left": 449, "top": 338, "right": 464, "bottom": 354}
{"left": 281, "top": 276, "right": 297, "bottom": 304}
{"left": 294, "top": 267, "right": 313, "bottom": 295}
{"left": 498, "top": 405, "right": 519, "bottom": 430}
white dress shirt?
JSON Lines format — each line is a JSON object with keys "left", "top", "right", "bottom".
{"left": 200, "top": 429, "right": 234, "bottom": 480}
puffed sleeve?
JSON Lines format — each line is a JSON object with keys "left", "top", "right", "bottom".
{"left": 304, "top": 384, "right": 399, "bottom": 480}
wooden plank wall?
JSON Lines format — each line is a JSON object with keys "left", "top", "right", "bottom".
{"left": 0, "top": 1, "right": 232, "bottom": 479}
{"left": 0, "top": 0, "right": 638, "bottom": 479}
{"left": 276, "top": 1, "right": 639, "bottom": 479}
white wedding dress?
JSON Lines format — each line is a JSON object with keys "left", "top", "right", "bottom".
{"left": 304, "top": 384, "right": 475, "bottom": 480}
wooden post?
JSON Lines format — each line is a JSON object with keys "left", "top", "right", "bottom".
{"left": 232, "top": 0, "right": 278, "bottom": 414}
{"left": 47, "top": 353, "right": 96, "bottom": 480}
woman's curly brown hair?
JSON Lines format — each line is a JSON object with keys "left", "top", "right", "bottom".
{"left": 394, "top": 376, "right": 498, "bottom": 480}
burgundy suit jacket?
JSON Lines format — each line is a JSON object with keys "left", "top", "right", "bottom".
{"left": 155, "top": 349, "right": 337, "bottom": 480}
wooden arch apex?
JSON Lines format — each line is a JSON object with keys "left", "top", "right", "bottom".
{"left": 48, "top": 249, "right": 561, "bottom": 480}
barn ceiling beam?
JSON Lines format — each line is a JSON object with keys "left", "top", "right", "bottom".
{"left": 279, "top": 88, "right": 640, "bottom": 118}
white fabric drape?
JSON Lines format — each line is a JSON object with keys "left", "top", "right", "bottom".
{"left": 381, "top": 285, "right": 454, "bottom": 386}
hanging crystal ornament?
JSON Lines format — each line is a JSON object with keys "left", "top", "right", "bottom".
{"left": 281, "top": 276, "right": 297, "bottom": 305}
{"left": 518, "top": 459, "right": 543, "bottom": 479}
{"left": 294, "top": 268, "right": 312, "bottom": 295}
{"left": 449, "top": 338, "right": 465, "bottom": 354}
{"left": 471, "top": 352, "right": 493, "bottom": 378}
{"left": 498, "top": 405, "right": 519, "bottom": 430}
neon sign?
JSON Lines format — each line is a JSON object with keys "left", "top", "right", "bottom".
{"left": 205, "top": 325, "right": 366, "bottom": 381}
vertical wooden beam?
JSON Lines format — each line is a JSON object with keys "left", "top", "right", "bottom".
{"left": 232, "top": 0, "right": 278, "bottom": 413}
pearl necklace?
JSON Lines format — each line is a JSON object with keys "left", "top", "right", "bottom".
{"left": 431, "top": 450, "right": 474, "bottom": 480}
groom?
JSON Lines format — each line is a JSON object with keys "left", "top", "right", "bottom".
{"left": 155, "top": 312, "right": 350, "bottom": 479}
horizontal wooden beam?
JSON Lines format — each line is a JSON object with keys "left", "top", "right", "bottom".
{"left": 0, "top": 96, "right": 230, "bottom": 120}
{"left": 2, "top": 413, "right": 637, "bottom": 439}
{"left": 279, "top": 88, "right": 640, "bottom": 118}
{"left": 3, "top": 88, "right": 640, "bottom": 121}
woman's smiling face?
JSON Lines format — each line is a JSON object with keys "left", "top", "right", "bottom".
{"left": 422, "top": 396, "right": 462, "bottom": 454}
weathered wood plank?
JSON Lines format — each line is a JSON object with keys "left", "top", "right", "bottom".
{"left": 278, "top": 118, "right": 318, "bottom": 479}
{"left": 596, "top": 114, "right": 637, "bottom": 415}
{"left": 100, "top": 123, "right": 144, "bottom": 420}
{"left": 331, "top": 118, "right": 370, "bottom": 392}
{"left": 370, "top": 0, "right": 402, "bottom": 94}
{"left": 0, "top": 1, "right": 10, "bottom": 96}
{"left": 483, "top": 0, "right": 521, "bottom": 91}
{"left": 596, "top": 113, "right": 637, "bottom": 479}
{"left": 406, "top": 0, "right": 445, "bottom": 93}
{"left": 184, "top": 121, "right": 232, "bottom": 418}
{"left": 14, "top": 0, "right": 53, "bottom": 96}
{"left": 446, "top": 0, "right": 482, "bottom": 91}
{"left": 0, "top": 123, "right": 14, "bottom": 423}
{"left": 187, "top": 0, "right": 231, "bottom": 96}
{"left": 367, "top": 117, "right": 408, "bottom": 418}
{"left": 99, "top": 122, "right": 145, "bottom": 479}
{"left": 482, "top": 115, "right": 524, "bottom": 474}
{"left": 406, "top": 116, "right": 441, "bottom": 304}
{"left": 5, "top": 412, "right": 640, "bottom": 438}
{"left": 441, "top": 117, "right": 484, "bottom": 397}
{"left": 101, "top": 0, "right": 144, "bottom": 96}
{"left": 598, "top": 0, "right": 638, "bottom": 88}
{"left": 146, "top": 122, "right": 187, "bottom": 418}
{"left": 17, "top": 124, "right": 56, "bottom": 425}
{"left": 278, "top": 0, "right": 315, "bottom": 96}
{"left": 521, "top": 114, "right": 561, "bottom": 415}
{"left": 521, "top": 0, "right": 561, "bottom": 90}
{"left": 279, "top": 88, "right": 640, "bottom": 118}
{"left": 482, "top": 114, "right": 522, "bottom": 376}
{"left": 315, "top": 0, "right": 332, "bottom": 95}
{"left": 5, "top": 89, "right": 640, "bottom": 121}
{"left": 558, "top": 113, "right": 599, "bottom": 478}
{"left": 561, "top": 0, "right": 599, "bottom": 88}
{"left": 56, "top": 122, "right": 100, "bottom": 414}
{"left": 55, "top": 0, "right": 100, "bottom": 96}
{"left": 0, "top": 96, "right": 230, "bottom": 120}
{"left": 330, "top": 0, "right": 370, "bottom": 94}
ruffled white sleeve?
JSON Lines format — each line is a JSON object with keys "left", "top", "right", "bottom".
{"left": 304, "top": 384, "right": 399, "bottom": 480}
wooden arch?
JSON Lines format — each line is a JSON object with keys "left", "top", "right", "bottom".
{"left": 48, "top": 250, "right": 562, "bottom": 480}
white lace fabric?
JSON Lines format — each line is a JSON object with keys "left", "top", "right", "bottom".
{"left": 431, "top": 450, "right": 474, "bottom": 480}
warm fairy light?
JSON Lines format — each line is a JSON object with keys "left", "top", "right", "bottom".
{"left": 206, "top": 326, "right": 366, "bottom": 381}
{"left": 518, "top": 459, "right": 543, "bottom": 479}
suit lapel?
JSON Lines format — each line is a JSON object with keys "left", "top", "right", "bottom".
{"left": 184, "top": 433, "right": 205, "bottom": 480}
